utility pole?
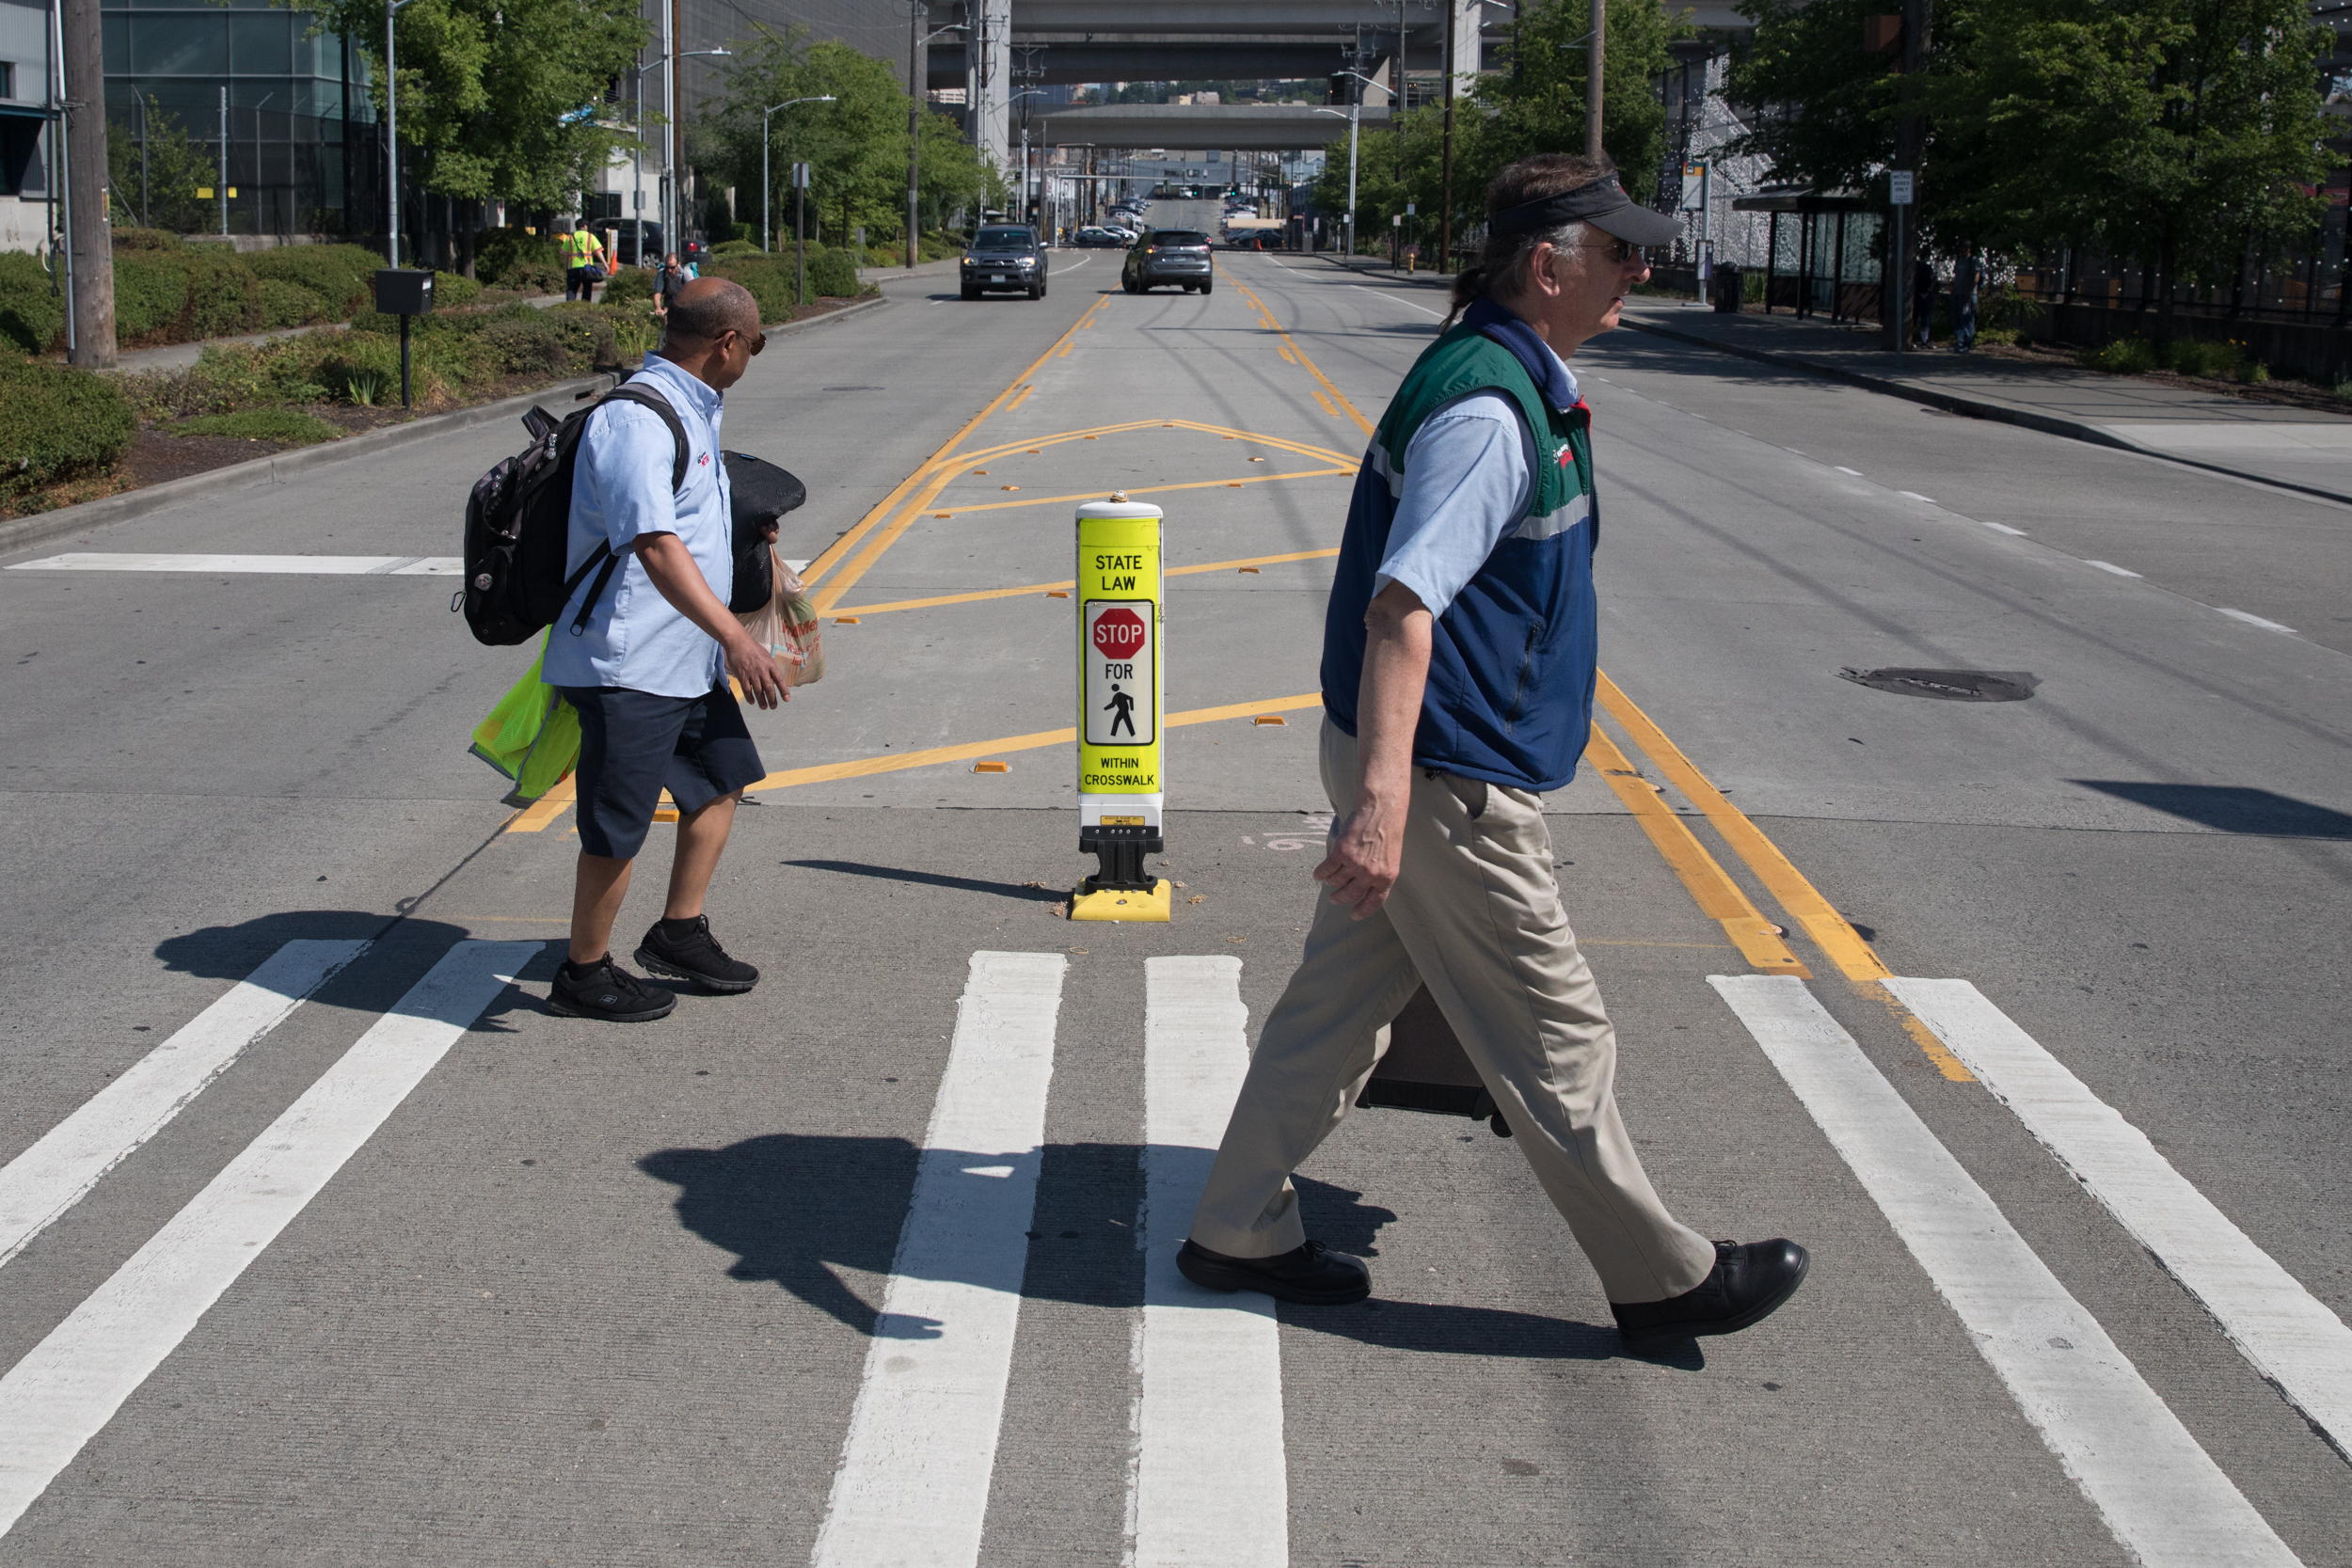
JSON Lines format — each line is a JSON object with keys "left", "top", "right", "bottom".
{"left": 1885, "top": 0, "right": 1930, "bottom": 351}
{"left": 1585, "top": 0, "right": 1604, "bottom": 162}
{"left": 61, "top": 0, "right": 112, "bottom": 365}
{"left": 906, "top": 1, "right": 921, "bottom": 268}
{"left": 669, "top": 0, "right": 684, "bottom": 246}
{"left": 1439, "top": 0, "right": 1455, "bottom": 274}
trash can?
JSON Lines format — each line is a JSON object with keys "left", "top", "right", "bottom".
{"left": 1714, "top": 262, "right": 1743, "bottom": 313}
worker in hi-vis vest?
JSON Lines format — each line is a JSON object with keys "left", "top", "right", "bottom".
{"left": 564, "top": 224, "right": 608, "bottom": 303}
{"left": 1175, "top": 154, "right": 1811, "bottom": 1357}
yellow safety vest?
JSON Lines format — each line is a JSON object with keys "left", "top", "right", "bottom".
{"left": 564, "top": 230, "right": 601, "bottom": 268}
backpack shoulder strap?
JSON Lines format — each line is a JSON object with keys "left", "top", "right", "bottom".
{"left": 596, "top": 384, "right": 692, "bottom": 495}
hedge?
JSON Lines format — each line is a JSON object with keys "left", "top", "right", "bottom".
{"left": 0, "top": 356, "right": 136, "bottom": 498}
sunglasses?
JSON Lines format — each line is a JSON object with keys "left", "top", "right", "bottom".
{"left": 723, "top": 326, "right": 766, "bottom": 356}
{"left": 1572, "top": 237, "right": 1652, "bottom": 265}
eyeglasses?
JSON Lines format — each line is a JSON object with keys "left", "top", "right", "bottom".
{"left": 723, "top": 327, "right": 766, "bottom": 356}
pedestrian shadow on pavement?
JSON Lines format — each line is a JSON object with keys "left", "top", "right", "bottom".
{"left": 154, "top": 910, "right": 555, "bottom": 1034}
{"left": 781, "top": 859, "right": 1068, "bottom": 903}
{"left": 641, "top": 1132, "right": 1672, "bottom": 1364}
{"left": 2071, "top": 781, "right": 2352, "bottom": 838}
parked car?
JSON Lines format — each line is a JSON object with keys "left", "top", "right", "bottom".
{"left": 1074, "top": 226, "right": 1127, "bottom": 248}
{"left": 961, "top": 224, "right": 1050, "bottom": 299}
{"left": 1121, "top": 229, "right": 1214, "bottom": 294}
{"left": 612, "top": 222, "right": 664, "bottom": 266}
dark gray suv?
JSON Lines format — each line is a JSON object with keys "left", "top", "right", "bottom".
{"left": 1121, "top": 230, "right": 1214, "bottom": 294}
{"left": 961, "top": 225, "right": 1049, "bottom": 300}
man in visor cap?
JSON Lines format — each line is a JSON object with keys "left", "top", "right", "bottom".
{"left": 1176, "top": 155, "right": 1810, "bottom": 1354}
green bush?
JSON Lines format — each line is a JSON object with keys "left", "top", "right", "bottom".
{"left": 474, "top": 227, "right": 565, "bottom": 293}
{"left": 0, "top": 251, "right": 68, "bottom": 354}
{"left": 541, "top": 303, "right": 619, "bottom": 371}
{"left": 174, "top": 408, "right": 342, "bottom": 444}
{"left": 2163, "top": 338, "right": 2242, "bottom": 379}
{"left": 712, "top": 238, "right": 759, "bottom": 256}
{"left": 600, "top": 267, "right": 655, "bottom": 307}
{"left": 177, "top": 247, "right": 263, "bottom": 340}
{"left": 0, "top": 358, "right": 135, "bottom": 497}
{"left": 477, "top": 313, "right": 573, "bottom": 375}
{"left": 246, "top": 244, "right": 379, "bottom": 317}
{"left": 111, "top": 252, "right": 191, "bottom": 341}
{"left": 432, "top": 273, "right": 484, "bottom": 310}
{"left": 260, "top": 278, "right": 332, "bottom": 327}
{"left": 2082, "top": 338, "right": 2158, "bottom": 375}
{"left": 807, "top": 249, "right": 862, "bottom": 298}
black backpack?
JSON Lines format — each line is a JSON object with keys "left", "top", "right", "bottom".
{"left": 457, "top": 386, "right": 689, "bottom": 646}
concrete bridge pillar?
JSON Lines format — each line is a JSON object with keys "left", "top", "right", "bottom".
{"left": 1448, "top": 0, "right": 1484, "bottom": 98}
{"left": 965, "top": 0, "right": 1013, "bottom": 181}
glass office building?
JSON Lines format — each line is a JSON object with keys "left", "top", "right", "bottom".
{"left": 100, "top": 0, "right": 375, "bottom": 235}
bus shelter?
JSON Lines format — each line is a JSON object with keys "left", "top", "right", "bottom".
{"left": 1734, "top": 187, "right": 1883, "bottom": 325}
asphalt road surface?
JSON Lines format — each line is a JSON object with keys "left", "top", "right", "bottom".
{"left": 3, "top": 208, "right": 2348, "bottom": 1565}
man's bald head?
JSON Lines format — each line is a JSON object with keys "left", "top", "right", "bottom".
{"left": 662, "top": 277, "right": 759, "bottom": 345}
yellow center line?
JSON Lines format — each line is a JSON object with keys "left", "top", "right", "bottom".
{"left": 834, "top": 548, "right": 1341, "bottom": 618}
{"left": 1219, "top": 265, "right": 1376, "bottom": 437}
{"left": 1583, "top": 726, "right": 1808, "bottom": 976}
{"left": 925, "top": 467, "right": 1351, "bottom": 519}
{"left": 503, "top": 774, "right": 577, "bottom": 833}
{"left": 743, "top": 692, "right": 1322, "bottom": 795}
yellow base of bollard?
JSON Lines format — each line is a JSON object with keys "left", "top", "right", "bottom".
{"left": 1069, "top": 879, "right": 1173, "bottom": 923}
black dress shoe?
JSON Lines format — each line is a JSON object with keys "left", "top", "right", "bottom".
{"left": 1612, "top": 1239, "right": 1809, "bottom": 1353}
{"left": 1175, "top": 1239, "right": 1371, "bottom": 1305}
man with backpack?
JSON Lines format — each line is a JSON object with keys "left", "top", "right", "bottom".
{"left": 543, "top": 276, "right": 785, "bottom": 1023}
{"left": 564, "top": 223, "right": 609, "bottom": 303}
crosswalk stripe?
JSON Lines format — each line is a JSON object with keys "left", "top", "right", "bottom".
{"left": 1711, "top": 976, "right": 2299, "bottom": 1567}
{"left": 1135, "top": 956, "right": 1286, "bottom": 1568}
{"left": 1884, "top": 977, "right": 2352, "bottom": 1460}
{"left": 811, "top": 950, "right": 1067, "bottom": 1568}
{"left": 0, "top": 940, "right": 370, "bottom": 1271}
{"left": 0, "top": 941, "right": 540, "bottom": 1538}
{"left": 7, "top": 554, "right": 462, "bottom": 576}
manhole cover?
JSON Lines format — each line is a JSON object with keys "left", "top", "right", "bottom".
{"left": 1838, "top": 667, "right": 2039, "bottom": 703}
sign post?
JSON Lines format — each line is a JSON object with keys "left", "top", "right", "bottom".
{"left": 1072, "top": 495, "right": 1170, "bottom": 922}
{"left": 1889, "top": 169, "right": 1915, "bottom": 356}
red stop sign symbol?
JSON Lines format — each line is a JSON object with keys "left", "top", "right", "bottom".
{"left": 1092, "top": 608, "right": 1148, "bottom": 657}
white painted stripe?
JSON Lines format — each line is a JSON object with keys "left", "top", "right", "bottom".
{"left": 2217, "top": 607, "right": 2299, "bottom": 636}
{"left": 811, "top": 950, "right": 1067, "bottom": 1568}
{"left": 0, "top": 940, "right": 537, "bottom": 1538}
{"left": 2084, "top": 560, "right": 2143, "bottom": 578}
{"left": 1979, "top": 519, "right": 2029, "bottom": 536}
{"left": 1709, "top": 976, "right": 2298, "bottom": 1568}
{"left": 0, "top": 940, "right": 369, "bottom": 1271}
{"left": 7, "top": 554, "right": 462, "bottom": 576}
{"left": 1835, "top": 465, "right": 1863, "bottom": 475}
{"left": 1134, "top": 956, "right": 1286, "bottom": 1568}
{"left": 1897, "top": 490, "right": 1936, "bottom": 502}
{"left": 1346, "top": 284, "right": 1443, "bottom": 318}
{"left": 1884, "top": 978, "right": 2352, "bottom": 1461}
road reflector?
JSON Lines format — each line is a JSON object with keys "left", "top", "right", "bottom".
{"left": 973, "top": 760, "right": 1009, "bottom": 773}
{"left": 972, "top": 468, "right": 989, "bottom": 475}
{"left": 834, "top": 615, "right": 861, "bottom": 625}
{"left": 1071, "top": 496, "right": 1169, "bottom": 923}
{"left": 1238, "top": 566, "right": 1260, "bottom": 574}
{"left": 1002, "top": 485, "right": 1019, "bottom": 491}
{"left": 1226, "top": 483, "right": 1242, "bottom": 488}
{"left": 933, "top": 512, "right": 952, "bottom": 518}
{"left": 1046, "top": 589, "right": 1070, "bottom": 598}
{"left": 1253, "top": 715, "right": 1286, "bottom": 726}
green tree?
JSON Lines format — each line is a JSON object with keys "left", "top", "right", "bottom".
{"left": 1926, "top": 0, "right": 2331, "bottom": 331}
{"left": 691, "top": 25, "right": 1000, "bottom": 249}
{"left": 107, "top": 96, "right": 215, "bottom": 234}
{"left": 1722, "top": 0, "right": 1900, "bottom": 198}
{"left": 1312, "top": 0, "right": 1690, "bottom": 256}
{"left": 291, "top": 0, "right": 646, "bottom": 269}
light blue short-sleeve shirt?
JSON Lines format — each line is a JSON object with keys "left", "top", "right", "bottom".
{"left": 542, "top": 354, "right": 733, "bottom": 699}
{"left": 1374, "top": 339, "right": 1580, "bottom": 617}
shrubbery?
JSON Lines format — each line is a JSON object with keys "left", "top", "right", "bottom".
{"left": 472, "top": 227, "right": 565, "bottom": 294}
{"left": 706, "top": 247, "right": 877, "bottom": 322}
{"left": 2082, "top": 338, "right": 2160, "bottom": 375}
{"left": 0, "top": 356, "right": 136, "bottom": 498}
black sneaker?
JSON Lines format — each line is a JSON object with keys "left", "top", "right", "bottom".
{"left": 634, "top": 914, "right": 759, "bottom": 994}
{"left": 1612, "top": 1239, "right": 1809, "bottom": 1354}
{"left": 548, "top": 956, "right": 676, "bottom": 1022}
{"left": 1175, "top": 1239, "right": 1372, "bottom": 1305}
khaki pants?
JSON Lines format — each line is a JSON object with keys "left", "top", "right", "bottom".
{"left": 1186, "top": 719, "right": 1718, "bottom": 1305}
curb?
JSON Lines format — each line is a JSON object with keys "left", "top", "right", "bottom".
{"left": 1619, "top": 312, "right": 2352, "bottom": 509}
{"left": 1309, "top": 254, "right": 1453, "bottom": 291}
{"left": 0, "top": 292, "right": 895, "bottom": 560}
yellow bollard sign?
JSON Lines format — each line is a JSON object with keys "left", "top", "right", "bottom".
{"left": 1071, "top": 497, "right": 1172, "bottom": 922}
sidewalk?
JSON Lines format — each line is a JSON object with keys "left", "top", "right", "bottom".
{"left": 1619, "top": 299, "right": 2352, "bottom": 504}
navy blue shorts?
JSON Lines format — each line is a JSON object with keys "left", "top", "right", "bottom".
{"left": 560, "top": 685, "right": 766, "bottom": 860}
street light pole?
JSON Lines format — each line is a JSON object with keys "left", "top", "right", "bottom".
{"left": 632, "top": 49, "right": 725, "bottom": 267}
{"left": 1585, "top": 0, "right": 1604, "bottom": 161}
{"left": 385, "top": 0, "right": 418, "bottom": 265}
{"left": 763, "top": 96, "right": 834, "bottom": 253}
{"left": 904, "top": 12, "right": 965, "bottom": 267}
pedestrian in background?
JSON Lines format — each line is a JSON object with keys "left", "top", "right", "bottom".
{"left": 1174, "top": 153, "right": 1809, "bottom": 1355}
{"left": 654, "top": 252, "right": 693, "bottom": 320}
{"left": 1912, "top": 253, "right": 1936, "bottom": 348}
{"left": 544, "top": 277, "right": 786, "bottom": 1023}
{"left": 1952, "top": 248, "right": 1982, "bottom": 352}
{"left": 564, "top": 223, "right": 609, "bottom": 303}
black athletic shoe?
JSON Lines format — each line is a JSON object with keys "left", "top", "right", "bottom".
{"left": 634, "top": 914, "right": 759, "bottom": 995}
{"left": 1175, "top": 1239, "right": 1372, "bottom": 1306}
{"left": 1612, "top": 1239, "right": 1809, "bottom": 1353}
{"left": 548, "top": 956, "right": 676, "bottom": 1022}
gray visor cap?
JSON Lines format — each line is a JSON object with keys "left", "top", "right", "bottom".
{"left": 1491, "top": 177, "right": 1681, "bottom": 247}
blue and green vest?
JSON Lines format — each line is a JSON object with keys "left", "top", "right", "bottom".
{"left": 1321, "top": 297, "right": 1599, "bottom": 793}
